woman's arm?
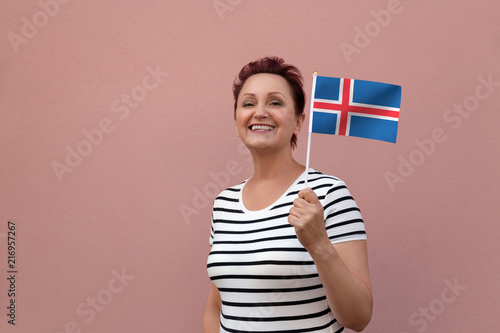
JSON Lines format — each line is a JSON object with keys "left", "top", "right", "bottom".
{"left": 311, "top": 239, "right": 372, "bottom": 331}
{"left": 288, "top": 188, "right": 373, "bottom": 331}
{"left": 203, "top": 281, "right": 222, "bottom": 333}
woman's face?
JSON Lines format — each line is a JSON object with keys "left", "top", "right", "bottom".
{"left": 235, "top": 73, "right": 304, "bottom": 153}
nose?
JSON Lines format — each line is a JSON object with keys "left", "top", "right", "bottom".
{"left": 253, "top": 103, "right": 268, "bottom": 119}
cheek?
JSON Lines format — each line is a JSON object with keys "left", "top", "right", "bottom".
{"left": 234, "top": 112, "right": 248, "bottom": 133}
{"left": 234, "top": 112, "right": 244, "bottom": 126}
{"left": 235, "top": 108, "right": 254, "bottom": 124}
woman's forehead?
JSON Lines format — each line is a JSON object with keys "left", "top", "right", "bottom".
{"left": 239, "top": 73, "right": 292, "bottom": 96}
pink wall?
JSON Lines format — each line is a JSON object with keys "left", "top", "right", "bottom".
{"left": 1, "top": 1, "right": 499, "bottom": 332}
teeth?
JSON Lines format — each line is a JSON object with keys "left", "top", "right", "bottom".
{"left": 251, "top": 125, "right": 274, "bottom": 131}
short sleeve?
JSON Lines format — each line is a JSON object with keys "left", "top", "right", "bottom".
{"left": 208, "top": 185, "right": 242, "bottom": 246}
{"left": 208, "top": 209, "right": 215, "bottom": 246}
{"left": 323, "top": 180, "right": 367, "bottom": 244}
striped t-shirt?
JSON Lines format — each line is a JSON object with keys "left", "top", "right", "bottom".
{"left": 207, "top": 169, "right": 367, "bottom": 333}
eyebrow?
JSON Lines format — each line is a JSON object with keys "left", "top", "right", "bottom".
{"left": 241, "top": 92, "right": 287, "bottom": 99}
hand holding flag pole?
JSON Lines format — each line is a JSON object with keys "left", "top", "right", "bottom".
{"left": 303, "top": 72, "right": 402, "bottom": 188}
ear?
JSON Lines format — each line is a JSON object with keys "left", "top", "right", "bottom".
{"left": 294, "top": 113, "right": 306, "bottom": 135}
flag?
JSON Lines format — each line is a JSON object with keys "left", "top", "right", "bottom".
{"left": 311, "top": 75, "right": 402, "bottom": 143}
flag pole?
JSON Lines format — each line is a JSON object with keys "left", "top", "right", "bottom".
{"left": 304, "top": 72, "right": 318, "bottom": 188}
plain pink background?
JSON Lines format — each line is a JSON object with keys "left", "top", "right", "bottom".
{"left": 1, "top": 1, "right": 499, "bottom": 332}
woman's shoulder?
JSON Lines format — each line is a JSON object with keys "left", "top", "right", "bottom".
{"left": 212, "top": 180, "right": 246, "bottom": 203}
{"left": 306, "top": 169, "right": 360, "bottom": 210}
{"left": 305, "top": 168, "right": 345, "bottom": 187}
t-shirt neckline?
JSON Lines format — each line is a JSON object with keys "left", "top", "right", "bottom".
{"left": 238, "top": 168, "right": 311, "bottom": 214}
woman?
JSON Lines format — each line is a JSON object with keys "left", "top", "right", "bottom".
{"left": 203, "top": 56, "right": 373, "bottom": 332}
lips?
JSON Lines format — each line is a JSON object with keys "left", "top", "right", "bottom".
{"left": 250, "top": 124, "right": 275, "bottom": 131}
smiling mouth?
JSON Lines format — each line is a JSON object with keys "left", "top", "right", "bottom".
{"left": 250, "top": 124, "right": 275, "bottom": 131}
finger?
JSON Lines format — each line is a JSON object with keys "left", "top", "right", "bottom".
{"left": 298, "top": 188, "right": 320, "bottom": 205}
{"left": 287, "top": 211, "right": 300, "bottom": 225}
{"left": 288, "top": 208, "right": 300, "bottom": 227}
{"left": 292, "top": 197, "right": 305, "bottom": 209}
{"left": 289, "top": 205, "right": 304, "bottom": 218}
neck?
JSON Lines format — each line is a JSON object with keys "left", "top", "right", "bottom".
{"left": 249, "top": 147, "right": 305, "bottom": 182}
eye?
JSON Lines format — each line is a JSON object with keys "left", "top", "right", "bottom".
{"left": 241, "top": 100, "right": 255, "bottom": 107}
{"left": 269, "top": 100, "right": 282, "bottom": 106}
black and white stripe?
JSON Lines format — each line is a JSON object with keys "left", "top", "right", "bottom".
{"left": 207, "top": 169, "right": 366, "bottom": 332}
